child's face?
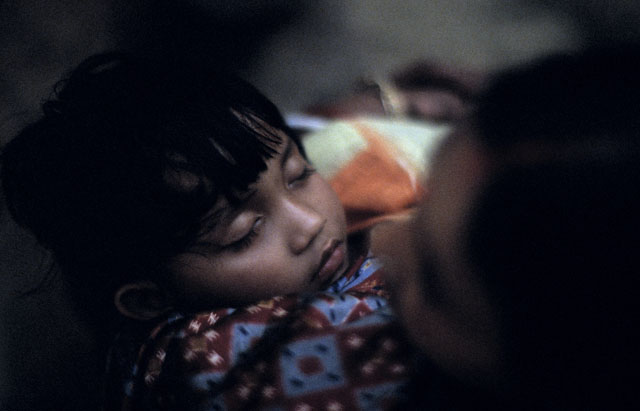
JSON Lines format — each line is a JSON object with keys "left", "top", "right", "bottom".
{"left": 167, "top": 134, "right": 349, "bottom": 309}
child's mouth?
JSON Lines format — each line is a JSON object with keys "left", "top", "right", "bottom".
{"left": 313, "top": 240, "right": 346, "bottom": 284}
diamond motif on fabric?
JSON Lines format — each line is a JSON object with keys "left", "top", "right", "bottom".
{"left": 309, "top": 294, "right": 360, "bottom": 326}
{"left": 280, "top": 335, "right": 346, "bottom": 396}
{"left": 230, "top": 323, "right": 267, "bottom": 363}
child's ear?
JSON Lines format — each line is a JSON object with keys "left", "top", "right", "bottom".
{"left": 114, "top": 281, "right": 173, "bottom": 321}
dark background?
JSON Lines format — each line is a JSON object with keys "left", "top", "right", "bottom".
{"left": 1, "top": 1, "right": 638, "bottom": 409}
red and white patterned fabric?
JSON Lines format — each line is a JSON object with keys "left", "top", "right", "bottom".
{"left": 106, "top": 255, "right": 414, "bottom": 411}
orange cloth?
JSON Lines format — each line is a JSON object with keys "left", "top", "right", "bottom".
{"left": 302, "top": 117, "right": 448, "bottom": 233}
{"left": 330, "top": 124, "right": 424, "bottom": 232}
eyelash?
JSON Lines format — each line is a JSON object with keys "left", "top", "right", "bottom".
{"left": 228, "top": 218, "right": 261, "bottom": 252}
{"left": 291, "top": 165, "right": 316, "bottom": 185}
{"left": 226, "top": 164, "right": 315, "bottom": 253}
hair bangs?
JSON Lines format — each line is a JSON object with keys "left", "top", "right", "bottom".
{"left": 2, "top": 51, "right": 299, "bottom": 281}
{"left": 155, "top": 104, "right": 285, "bottom": 248}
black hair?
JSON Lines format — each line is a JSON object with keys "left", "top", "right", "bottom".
{"left": 466, "top": 44, "right": 640, "bottom": 409}
{"left": 1, "top": 52, "right": 301, "bottom": 330}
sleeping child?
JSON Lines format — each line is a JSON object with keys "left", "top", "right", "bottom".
{"left": 1, "top": 52, "right": 415, "bottom": 410}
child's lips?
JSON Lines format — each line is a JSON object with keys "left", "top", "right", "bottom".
{"left": 313, "top": 240, "right": 346, "bottom": 284}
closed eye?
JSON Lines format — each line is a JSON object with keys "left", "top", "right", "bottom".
{"left": 289, "top": 165, "right": 316, "bottom": 188}
{"left": 226, "top": 217, "right": 262, "bottom": 252}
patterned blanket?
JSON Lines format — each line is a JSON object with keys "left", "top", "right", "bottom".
{"left": 107, "top": 256, "right": 415, "bottom": 411}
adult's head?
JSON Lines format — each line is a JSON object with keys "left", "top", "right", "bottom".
{"left": 1, "top": 52, "right": 347, "bottom": 329}
{"left": 373, "top": 44, "right": 640, "bottom": 408}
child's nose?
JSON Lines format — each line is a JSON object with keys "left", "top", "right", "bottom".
{"left": 283, "top": 198, "right": 325, "bottom": 254}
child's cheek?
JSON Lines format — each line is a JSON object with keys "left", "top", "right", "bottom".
{"left": 326, "top": 178, "right": 348, "bottom": 230}
{"left": 314, "top": 174, "right": 345, "bottom": 216}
